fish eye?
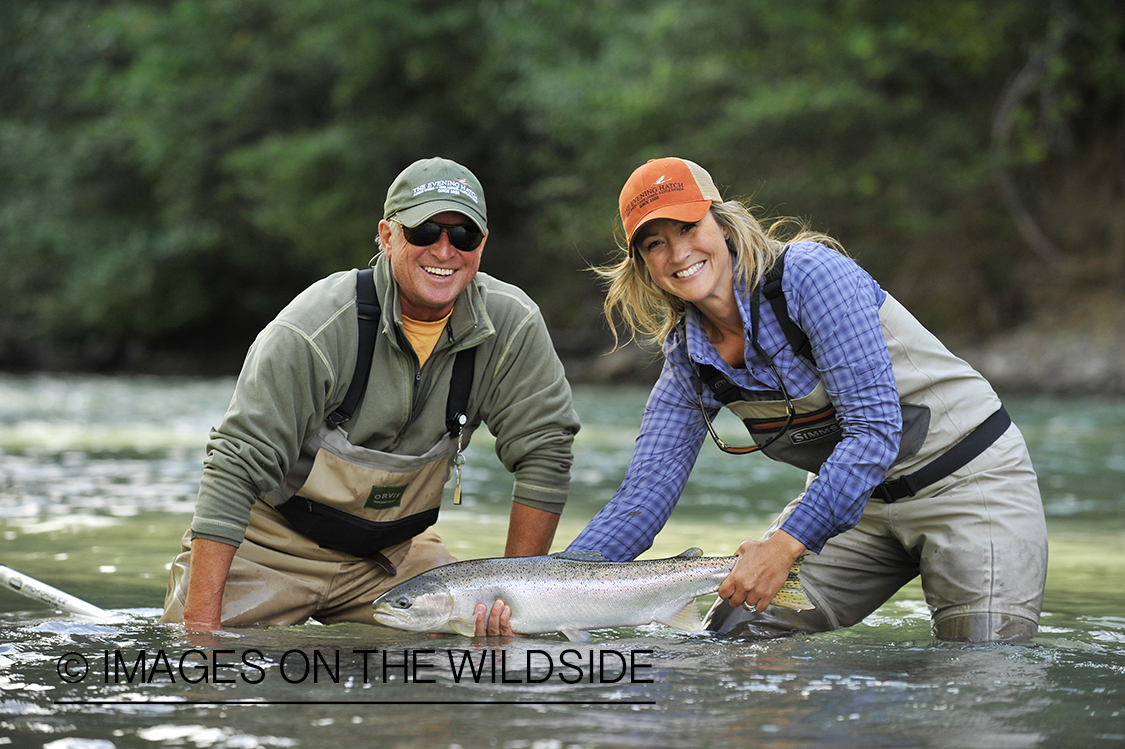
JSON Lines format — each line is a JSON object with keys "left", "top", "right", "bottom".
{"left": 392, "top": 596, "right": 412, "bottom": 610}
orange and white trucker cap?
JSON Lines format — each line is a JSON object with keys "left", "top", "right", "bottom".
{"left": 619, "top": 157, "right": 722, "bottom": 253}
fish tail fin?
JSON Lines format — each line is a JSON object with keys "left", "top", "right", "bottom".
{"left": 770, "top": 553, "right": 816, "bottom": 612}
{"left": 655, "top": 598, "right": 706, "bottom": 634}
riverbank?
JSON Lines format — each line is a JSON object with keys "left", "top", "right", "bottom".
{"left": 4, "top": 308, "right": 1124, "bottom": 396}
{"left": 957, "top": 329, "right": 1125, "bottom": 396}
{"left": 563, "top": 319, "right": 1125, "bottom": 397}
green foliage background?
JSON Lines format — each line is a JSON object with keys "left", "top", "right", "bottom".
{"left": 0, "top": 0, "right": 1121, "bottom": 373}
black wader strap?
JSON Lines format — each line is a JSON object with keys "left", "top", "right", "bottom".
{"left": 282, "top": 267, "right": 478, "bottom": 562}
{"left": 446, "top": 347, "right": 476, "bottom": 438}
{"left": 761, "top": 249, "right": 814, "bottom": 363}
{"left": 871, "top": 406, "right": 1011, "bottom": 502}
{"left": 699, "top": 249, "right": 1013, "bottom": 504}
{"left": 696, "top": 248, "right": 811, "bottom": 405}
{"left": 327, "top": 268, "right": 379, "bottom": 429}
{"left": 759, "top": 250, "right": 1013, "bottom": 499}
{"left": 696, "top": 362, "right": 742, "bottom": 405}
{"left": 275, "top": 495, "right": 437, "bottom": 568}
{"left": 325, "top": 267, "right": 477, "bottom": 436}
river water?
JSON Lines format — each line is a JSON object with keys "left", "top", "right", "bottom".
{"left": 1, "top": 374, "right": 1123, "bottom": 748}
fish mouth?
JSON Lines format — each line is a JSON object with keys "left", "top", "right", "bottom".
{"left": 371, "top": 607, "right": 407, "bottom": 626}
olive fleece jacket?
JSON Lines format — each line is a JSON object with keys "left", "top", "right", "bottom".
{"left": 190, "top": 256, "right": 580, "bottom": 546}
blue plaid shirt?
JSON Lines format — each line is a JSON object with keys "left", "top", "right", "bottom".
{"left": 568, "top": 242, "right": 903, "bottom": 559}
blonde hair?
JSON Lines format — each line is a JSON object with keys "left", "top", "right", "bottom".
{"left": 593, "top": 200, "right": 845, "bottom": 348}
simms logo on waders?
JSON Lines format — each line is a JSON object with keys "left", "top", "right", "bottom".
{"left": 365, "top": 485, "right": 408, "bottom": 510}
{"left": 790, "top": 423, "right": 842, "bottom": 444}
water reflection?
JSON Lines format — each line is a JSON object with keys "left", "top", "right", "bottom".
{"left": 2, "top": 608, "right": 1122, "bottom": 748}
{"left": 1, "top": 374, "right": 1124, "bottom": 747}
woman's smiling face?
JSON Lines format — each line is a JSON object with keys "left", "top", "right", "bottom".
{"left": 634, "top": 210, "right": 733, "bottom": 307}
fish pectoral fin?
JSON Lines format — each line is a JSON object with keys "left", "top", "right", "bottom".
{"left": 654, "top": 599, "right": 705, "bottom": 634}
{"left": 559, "top": 628, "right": 591, "bottom": 643}
{"left": 448, "top": 618, "right": 477, "bottom": 637}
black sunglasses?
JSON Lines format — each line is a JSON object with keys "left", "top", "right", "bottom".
{"left": 393, "top": 218, "right": 484, "bottom": 252}
{"left": 697, "top": 357, "right": 795, "bottom": 455}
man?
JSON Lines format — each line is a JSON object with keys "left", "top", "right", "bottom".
{"left": 161, "top": 157, "right": 579, "bottom": 632}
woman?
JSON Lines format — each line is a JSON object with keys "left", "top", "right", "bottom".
{"left": 567, "top": 157, "right": 1047, "bottom": 641}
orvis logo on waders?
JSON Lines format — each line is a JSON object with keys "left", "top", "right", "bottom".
{"left": 365, "top": 485, "right": 408, "bottom": 510}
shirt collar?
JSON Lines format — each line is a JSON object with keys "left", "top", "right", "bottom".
{"left": 680, "top": 273, "right": 756, "bottom": 368}
{"left": 372, "top": 254, "right": 493, "bottom": 350}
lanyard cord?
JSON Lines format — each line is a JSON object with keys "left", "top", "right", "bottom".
{"left": 694, "top": 286, "right": 796, "bottom": 455}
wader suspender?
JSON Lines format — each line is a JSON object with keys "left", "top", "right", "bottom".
{"left": 327, "top": 268, "right": 476, "bottom": 437}
{"left": 276, "top": 268, "right": 476, "bottom": 562}
{"left": 697, "top": 250, "right": 1011, "bottom": 503}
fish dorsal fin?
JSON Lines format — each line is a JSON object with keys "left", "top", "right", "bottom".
{"left": 674, "top": 548, "right": 704, "bottom": 559}
{"left": 552, "top": 549, "right": 609, "bottom": 563}
{"left": 654, "top": 599, "right": 705, "bottom": 634}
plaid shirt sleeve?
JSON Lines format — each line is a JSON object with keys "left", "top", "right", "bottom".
{"left": 568, "top": 242, "right": 901, "bottom": 559}
{"left": 566, "top": 334, "right": 708, "bottom": 561}
{"left": 775, "top": 243, "right": 901, "bottom": 552}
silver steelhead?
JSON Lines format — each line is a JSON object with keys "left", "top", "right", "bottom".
{"left": 371, "top": 548, "right": 812, "bottom": 642}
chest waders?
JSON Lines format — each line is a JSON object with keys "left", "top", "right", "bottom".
{"left": 696, "top": 250, "right": 1010, "bottom": 500}
{"left": 262, "top": 268, "right": 475, "bottom": 571}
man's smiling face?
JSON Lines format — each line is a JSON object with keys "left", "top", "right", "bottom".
{"left": 379, "top": 210, "right": 486, "bottom": 321}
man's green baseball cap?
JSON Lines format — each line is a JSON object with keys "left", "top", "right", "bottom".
{"left": 383, "top": 157, "right": 488, "bottom": 234}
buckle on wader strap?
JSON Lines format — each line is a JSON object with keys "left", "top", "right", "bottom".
{"left": 871, "top": 406, "right": 1012, "bottom": 502}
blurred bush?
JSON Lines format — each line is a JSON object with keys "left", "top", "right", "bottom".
{"left": 0, "top": 0, "right": 1121, "bottom": 372}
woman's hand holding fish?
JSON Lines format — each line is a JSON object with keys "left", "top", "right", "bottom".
{"left": 719, "top": 531, "right": 807, "bottom": 611}
{"left": 474, "top": 598, "right": 514, "bottom": 637}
